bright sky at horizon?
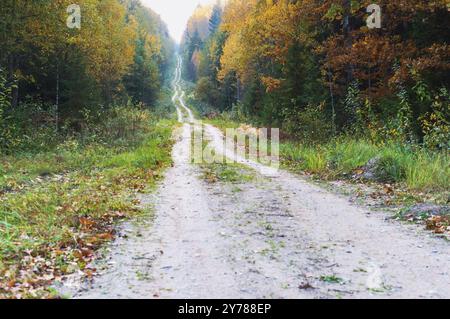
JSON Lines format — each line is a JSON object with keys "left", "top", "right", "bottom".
{"left": 141, "top": 0, "right": 213, "bottom": 43}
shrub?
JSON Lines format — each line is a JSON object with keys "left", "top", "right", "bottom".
{"left": 0, "top": 68, "right": 12, "bottom": 152}
{"left": 0, "top": 100, "right": 156, "bottom": 155}
{"left": 375, "top": 154, "right": 406, "bottom": 183}
{"left": 1, "top": 101, "right": 58, "bottom": 154}
{"left": 420, "top": 88, "right": 450, "bottom": 150}
{"left": 283, "top": 103, "right": 332, "bottom": 144}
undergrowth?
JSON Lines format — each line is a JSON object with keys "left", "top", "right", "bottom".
{"left": 0, "top": 107, "right": 176, "bottom": 298}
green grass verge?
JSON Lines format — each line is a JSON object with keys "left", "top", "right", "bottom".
{"left": 0, "top": 119, "right": 176, "bottom": 298}
{"left": 205, "top": 117, "right": 241, "bottom": 132}
{"left": 281, "top": 139, "right": 449, "bottom": 192}
{"left": 202, "top": 116, "right": 449, "bottom": 193}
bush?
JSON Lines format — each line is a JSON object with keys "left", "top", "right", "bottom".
{"left": 229, "top": 102, "right": 248, "bottom": 124}
{"left": 195, "top": 76, "right": 221, "bottom": 106}
{"left": 0, "top": 101, "right": 154, "bottom": 155}
{"left": 1, "top": 101, "right": 58, "bottom": 154}
{"left": 283, "top": 103, "right": 332, "bottom": 144}
{"left": 375, "top": 155, "right": 406, "bottom": 183}
{"left": 420, "top": 88, "right": 450, "bottom": 150}
{"left": 79, "top": 104, "right": 152, "bottom": 147}
{"left": 0, "top": 68, "right": 12, "bottom": 151}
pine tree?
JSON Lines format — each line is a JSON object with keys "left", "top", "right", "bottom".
{"left": 209, "top": 1, "right": 222, "bottom": 34}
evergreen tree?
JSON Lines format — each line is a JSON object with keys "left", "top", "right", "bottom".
{"left": 209, "top": 1, "right": 223, "bottom": 34}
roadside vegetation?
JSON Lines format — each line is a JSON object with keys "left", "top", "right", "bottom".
{"left": 281, "top": 139, "right": 448, "bottom": 192}
{"left": 203, "top": 114, "right": 448, "bottom": 193}
{"left": 1, "top": 0, "right": 449, "bottom": 298}
{"left": 182, "top": 1, "right": 449, "bottom": 235}
{"left": 0, "top": 106, "right": 176, "bottom": 298}
{"left": 201, "top": 112, "right": 449, "bottom": 235}
{"left": 0, "top": 0, "right": 179, "bottom": 298}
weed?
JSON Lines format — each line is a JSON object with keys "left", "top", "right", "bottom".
{"left": 320, "top": 275, "right": 344, "bottom": 284}
{"left": 201, "top": 163, "right": 254, "bottom": 183}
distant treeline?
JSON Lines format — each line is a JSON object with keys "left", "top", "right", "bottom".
{"left": 182, "top": 0, "right": 449, "bottom": 149}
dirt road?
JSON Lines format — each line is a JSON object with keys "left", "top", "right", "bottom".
{"left": 67, "top": 56, "right": 450, "bottom": 299}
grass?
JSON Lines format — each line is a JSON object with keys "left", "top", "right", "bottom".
{"left": 281, "top": 139, "right": 449, "bottom": 192}
{"left": 203, "top": 114, "right": 449, "bottom": 195}
{"left": 320, "top": 275, "right": 344, "bottom": 284}
{"left": 206, "top": 116, "right": 241, "bottom": 132}
{"left": 201, "top": 163, "right": 254, "bottom": 184}
{"left": 0, "top": 118, "right": 176, "bottom": 298}
{"left": 0, "top": 144, "right": 112, "bottom": 191}
{"left": 193, "top": 121, "right": 255, "bottom": 184}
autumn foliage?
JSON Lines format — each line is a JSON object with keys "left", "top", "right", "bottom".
{"left": 0, "top": 0, "right": 174, "bottom": 153}
{"left": 183, "top": 0, "right": 449, "bottom": 148}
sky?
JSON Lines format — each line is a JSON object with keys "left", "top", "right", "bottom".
{"left": 141, "top": 0, "right": 213, "bottom": 43}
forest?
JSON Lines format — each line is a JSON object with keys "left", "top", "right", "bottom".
{"left": 0, "top": 0, "right": 449, "bottom": 300}
{"left": 0, "top": 0, "right": 174, "bottom": 153}
{"left": 0, "top": 0, "right": 177, "bottom": 298}
{"left": 182, "top": 0, "right": 449, "bottom": 150}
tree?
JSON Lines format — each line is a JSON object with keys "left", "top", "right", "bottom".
{"left": 209, "top": 1, "right": 223, "bottom": 34}
{"left": 0, "top": 0, "right": 174, "bottom": 126}
{"left": 184, "top": 0, "right": 450, "bottom": 143}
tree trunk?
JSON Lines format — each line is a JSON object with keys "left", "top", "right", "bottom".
{"left": 8, "top": 54, "right": 19, "bottom": 108}
{"left": 236, "top": 76, "right": 241, "bottom": 102}
{"left": 343, "top": 0, "right": 354, "bottom": 83}
{"left": 55, "top": 61, "right": 59, "bottom": 132}
{"left": 328, "top": 67, "right": 336, "bottom": 136}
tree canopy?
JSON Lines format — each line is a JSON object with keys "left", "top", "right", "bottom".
{"left": 182, "top": 0, "right": 449, "bottom": 148}
{"left": 0, "top": 0, "right": 174, "bottom": 120}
